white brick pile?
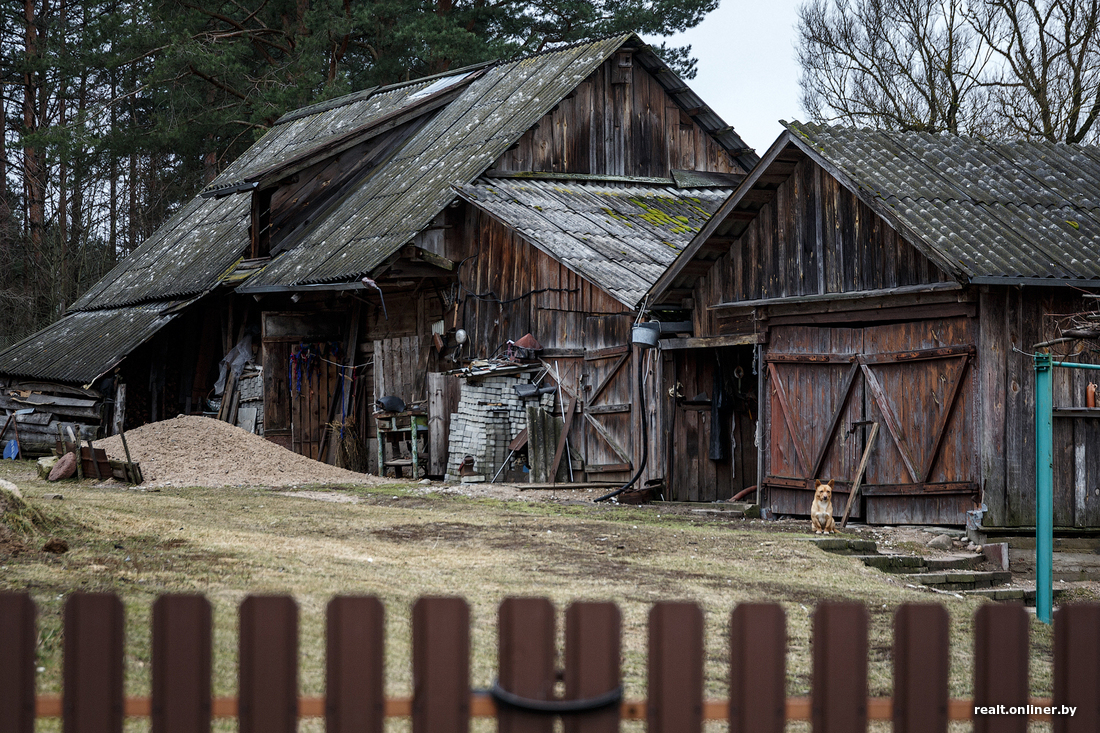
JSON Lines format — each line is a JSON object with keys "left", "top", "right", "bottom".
{"left": 236, "top": 372, "right": 265, "bottom": 435}
{"left": 445, "top": 374, "right": 552, "bottom": 481}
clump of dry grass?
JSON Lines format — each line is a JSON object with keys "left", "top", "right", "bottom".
{"left": 0, "top": 481, "right": 60, "bottom": 536}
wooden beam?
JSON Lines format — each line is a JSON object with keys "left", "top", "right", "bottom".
{"left": 658, "top": 334, "right": 763, "bottom": 350}
{"left": 809, "top": 361, "right": 861, "bottom": 480}
{"left": 583, "top": 413, "right": 632, "bottom": 465}
{"left": 587, "top": 353, "right": 630, "bottom": 405}
{"left": 548, "top": 393, "right": 578, "bottom": 484}
{"left": 859, "top": 361, "right": 922, "bottom": 483}
{"left": 841, "top": 423, "right": 878, "bottom": 527}
{"left": 767, "top": 363, "right": 810, "bottom": 475}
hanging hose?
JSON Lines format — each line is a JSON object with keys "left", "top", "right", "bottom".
{"left": 594, "top": 350, "right": 649, "bottom": 503}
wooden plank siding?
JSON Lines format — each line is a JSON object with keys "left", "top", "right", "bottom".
{"left": 491, "top": 57, "right": 743, "bottom": 178}
{"left": 977, "top": 288, "right": 1100, "bottom": 527}
{"left": 692, "top": 157, "right": 950, "bottom": 338}
{"left": 458, "top": 210, "right": 631, "bottom": 355}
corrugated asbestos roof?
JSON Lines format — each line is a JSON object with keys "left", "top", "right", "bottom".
{"left": 239, "top": 36, "right": 635, "bottom": 290}
{"left": 786, "top": 122, "right": 1100, "bottom": 282}
{"left": 458, "top": 179, "right": 727, "bottom": 306}
{"left": 69, "top": 33, "right": 755, "bottom": 311}
{"left": 71, "top": 81, "right": 443, "bottom": 311}
{"left": 0, "top": 302, "right": 187, "bottom": 383}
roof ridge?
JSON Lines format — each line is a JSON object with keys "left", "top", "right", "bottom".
{"left": 502, "top": 32, "right": 637, "bottom": 64}
{"left": 274, "top": 60, "right": 498, "bottom": 126}
{"left": 271, "top": 35, "right": 636, "bottom": 127}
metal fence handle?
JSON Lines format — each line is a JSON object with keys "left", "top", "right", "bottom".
{"left": 488, "top": 681, "right": 622, "bottom": 714}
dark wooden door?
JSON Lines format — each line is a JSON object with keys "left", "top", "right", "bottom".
{"left": 764, "top": 318, "right": 978, "bottom": 524}
{"left": 667, "top": 347, "right": 758, "bottom": 502}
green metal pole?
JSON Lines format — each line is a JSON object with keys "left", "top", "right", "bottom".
{"left": 1034, "top": 353, "right": 1054, "bottom": 625}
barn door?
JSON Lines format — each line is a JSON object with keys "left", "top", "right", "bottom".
{"left": 289, "top": 343, "right": 343, "bottom": 460}
{"left": 764, "top": 321, "right": 978, "bottom": 524}
{"left": 858, "top": 345, "right": 976, "bottom": 523}
{"left": 765, "top": 352, "right": 865, "bottom": 518}
{"left": 581, "top": 344, "right": 633, "bottom": 479}
{"left": 667, "top": 348, "right": 758, "bottom": 502}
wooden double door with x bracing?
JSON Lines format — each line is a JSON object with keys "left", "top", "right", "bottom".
{"left": 763, "top": 318, "right": 979, "bottom": 525}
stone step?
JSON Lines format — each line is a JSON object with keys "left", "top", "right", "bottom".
{"left": 900, "top": 570, "right": 1013, "bottom": 591}
{"left": 850, "top": 554, "right": 926, "bottom": 572}
{"left": 964, "top": 586, "right": 1071, "bottom": 605}
{"left": 809, "top": 537, "right": 878, "bottom": 554}
{"left": 924, "top": 554, "right": 985, "bottom": 571}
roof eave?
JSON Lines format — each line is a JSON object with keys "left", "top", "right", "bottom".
{"left": 642, "top": 129, "right": 797, "bottom": 309}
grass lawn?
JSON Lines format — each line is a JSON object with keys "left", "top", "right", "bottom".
{"left": 0, "top": 458, "right": 1067, "bottom": 731}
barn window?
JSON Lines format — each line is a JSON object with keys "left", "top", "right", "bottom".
{"left": 250, "top": 187, "right": 274, "bottom": 258}
{"left": 612, "top": 51, "right": 633, "bottom": 84}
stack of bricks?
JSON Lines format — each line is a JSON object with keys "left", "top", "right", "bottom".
{"left": 236, "top": 371, "right": 265, "bottom": 435}
{"left": 445, "top": 373, "right": 553, "bottom": 482}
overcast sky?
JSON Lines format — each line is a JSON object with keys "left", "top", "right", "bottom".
{"left": 650, "top": 0, "right": 805, "bottom": 155}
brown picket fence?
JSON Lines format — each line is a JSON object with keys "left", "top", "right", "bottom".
{"left": 1, "top": 593, "right": 1098, "bottom": 733}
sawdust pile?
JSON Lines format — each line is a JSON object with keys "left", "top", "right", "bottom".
{"left": 94, "top": 416, "right": 382, "bottom": 488}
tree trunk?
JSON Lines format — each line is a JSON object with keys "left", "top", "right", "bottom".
{"left": 23, "top": 0, "right": 45, "bottom": 293}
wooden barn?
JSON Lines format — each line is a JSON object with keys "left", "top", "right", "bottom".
{"left": 0, "top": 33, "right": 756, "bottom": 485}
{"left": 646, "top": 122, "right": 1100, "bottom": 527}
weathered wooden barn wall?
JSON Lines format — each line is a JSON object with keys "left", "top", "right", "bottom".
{"left": 979, "top": 287, "right": 1100, "bottom": 528}
{"left": 683, "top": 147, "right": 1100, "bottom": 525}
{"left": 491, "top": 54, "right": 743, "bottom": 177}
{"left": 691, "top": 155, "right": 951, "bottom": 336}
{"left": 455, "top": 209, "right": 648, "bottom": 482}
{"left": 760, "top": 315, "right": 980, "bottom": 525}
{"left": 260, "top": 287, "right": 445, "bottom": 471}
{"left": 458, "top": 211, "right": 630, "bottom": 354}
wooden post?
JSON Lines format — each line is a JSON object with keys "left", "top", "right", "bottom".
{"left": 64, "top": 593, "right": 125, "bottom": 733}
{"left": 812, "top": 602, "right": 868, "bottom": 733}
{"left": 0, "top": 593, "right": 36, "bottom": 733}
{"left": 549, "top": 393, "right": 578, "bottom": 484}
{"left": 973, "top": 604, "right": 1028, "bottom": 733}
{"left": 647, "top": 602, "right": 703, "bottom": 733}
{"left": 841, "top": 422, "right": 879, "bottom": 527}
{"left": 412, "top": 597, "right": 469, "bottom": 733}
{"left": 564, "top": 601, "right": 620, "bottom": 733}
{"left": 111, "top": 383, "right": 126, "bottom": 436}
{"left": 239, "top": 596, "right": 297, "bottom": 733}
{"left": 729, "top": 604, "right": 785, "bottom": 733}
{"left": 894, "top": 604, "right": 948, "bottom": 733}
{"left": 1054, "top": 604, "right": 1100, "bottom": 733}
{"left": 497, "top": 597, "right": 555, "bottom": 733}
{"left": 327, "top": 596, "right": 385, "bottom": 733}
{"left": 152, "top": 595, "right": 212, "bottom": 733}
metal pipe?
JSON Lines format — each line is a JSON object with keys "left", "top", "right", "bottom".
{"left": 1053, "top": 360, "right": 1100, "bottom": 370}
{"left": 1034, "top": 353, "right": 1054, "bottom": 625}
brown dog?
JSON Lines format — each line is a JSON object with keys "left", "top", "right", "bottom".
{"left": 810, "top": 479, "right": 836, "bottom": 534}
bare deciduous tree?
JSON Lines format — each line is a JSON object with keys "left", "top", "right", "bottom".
{"left": 798, "top": 0, "right": 992, "bottom": 133}
{"left": 798, "top": 0, "right": 1100, "bottom": 142}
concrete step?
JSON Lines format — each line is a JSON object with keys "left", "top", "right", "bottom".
{"left": 851, "top": 554, "right": 927, "bottom": 572}
{"left": 900, "top": 570, "right": 1013, "bottom": 591}
{"left": 964, "top": 586, "right": 1071, "bottom": 605}
{"left": 809, "top": 537, "right": 878, "bottom": 554}
{"left": 924, "top": 553, "right": 985, "bottom": 571}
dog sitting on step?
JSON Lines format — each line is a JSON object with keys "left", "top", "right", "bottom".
{"left": 810, "top": 479, "right": 836, "bottom": 534}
